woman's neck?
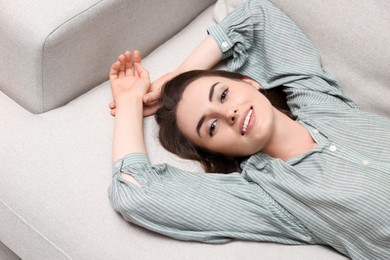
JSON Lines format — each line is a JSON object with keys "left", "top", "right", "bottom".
{"left": 262, "top": 109, "right": 316, "bottom": 161}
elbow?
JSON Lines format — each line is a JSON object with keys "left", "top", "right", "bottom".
{"left": 108, "top": 180, "right": 146, "bottom": 219}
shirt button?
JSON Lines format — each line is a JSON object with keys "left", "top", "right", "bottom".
{"left": 362, "top": 160, "right": 370, "bottom": 166}
{"left": 313, "top": 129, "right": 319, "bottom": 134}
{"left": 221, "top": 41, "right": 229, "bottom": 48}
{"left": 329, "top": 145, "right": 337, "bottom": 152}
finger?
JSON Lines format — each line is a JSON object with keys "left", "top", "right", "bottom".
{"left": 110, "top": 108, "right": 116, "bottom": 117}
{"left": 143, "top": 104, "right": 159, "bottom": 117}
{"left": 124, "top": 51, "right": 133, "bottom": 76}
{"left": 109, "top": 61, "right": 120, "bottom": 80}
{"left": 109, "top": 101, "right": 116, "bottom": 109}
{"left": 134, "top": 63, "right": 149, "bottom": 80}
{"left": 133, "top": 50, "right": 141, "bottom": 77}
{"left": 118, "top": 54, "right": 125, "bottom": 77}
{"left": 143, "top": 91, "right": 160, "bottom": 104}
{"left": 133, "top": 50, "right": 141, "bottom": 64}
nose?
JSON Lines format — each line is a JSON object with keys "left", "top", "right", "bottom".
{"left": 226, "top": 107, "right": 238, "bottom": 125}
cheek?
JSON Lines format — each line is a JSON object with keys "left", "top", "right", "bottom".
{"left": 207, "top": 129, "right": 238, "bottom": 149}
{"left": 251, "top": 109, "right": 274, "bottom": 145}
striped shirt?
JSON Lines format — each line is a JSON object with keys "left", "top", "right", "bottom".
{"left": 108, "top": 0, "right": 390, "bottom": 259}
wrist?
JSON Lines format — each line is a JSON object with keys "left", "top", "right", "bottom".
{"left": 115, "top": 92, "right": 142, "bottom": 103}
{"left": 115, "top": 95, "right": 142, "bottom": 109}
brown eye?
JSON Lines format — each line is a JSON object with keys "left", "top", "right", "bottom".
{"left": 209, "top": 120, "right": 217, "bottom": 137}
{"left": 220, "top": 88, "right": 228, "bottom": 103}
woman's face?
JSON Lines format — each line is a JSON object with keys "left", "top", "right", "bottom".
{"left": 176, "top": 76, "right": 276, "bottom": 157}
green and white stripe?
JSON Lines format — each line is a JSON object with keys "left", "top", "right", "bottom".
{"left": 109, "top": 1, "right": 390, "bottom": 259}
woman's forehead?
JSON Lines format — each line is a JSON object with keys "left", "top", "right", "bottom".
{"left": 176, "top": 78, "right": 216, "bottom": 131}
{"left": 181, "top": 76, "right": 223, "bottom": 106}
{"left": 179, "top": 81, "right": 209, "bottom": 109}
{"left": 188, "top": 76, "right": 221, "bottom": 88}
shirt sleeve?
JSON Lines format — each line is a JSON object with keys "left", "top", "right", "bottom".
{"left": 207, "top": 0, "right": 358, "bottom": 112}
{"left": 108, "top": 153, "right": 315, "bottom": 245}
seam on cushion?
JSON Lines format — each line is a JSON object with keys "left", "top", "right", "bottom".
{"left": 41, "top": 0, "right": 106, "bottom": 112}
{"left": 0, "top": 198, "right": 72, "bottom": 259}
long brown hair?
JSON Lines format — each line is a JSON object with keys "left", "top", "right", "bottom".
{"left": 155, "top": 70, "right": 295, "bottom": 174}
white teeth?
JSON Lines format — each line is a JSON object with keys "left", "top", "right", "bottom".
{"left": 242, "top": 109, "right": 253, "bottom": 134}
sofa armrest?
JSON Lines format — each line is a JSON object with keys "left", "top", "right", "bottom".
{"left": 0, "top": 0, "right": 215, "bottom": 114}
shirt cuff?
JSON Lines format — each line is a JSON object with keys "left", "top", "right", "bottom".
{"left": 207, "top": 24, "right": 234, "bottom": 60}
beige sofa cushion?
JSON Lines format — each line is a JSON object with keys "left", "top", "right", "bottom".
{"left": 0, "top": 0, "right": 214, "bottom": 113}
{"left": 271, "top": 0, "right": 390, "bottom": 117}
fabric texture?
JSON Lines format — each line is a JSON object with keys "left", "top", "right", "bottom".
{"left": 1, "top": 0, "right": 389, "bottom": 259}
{"left": 109, "top": 1, "right": 390, "bottom": 259}
{"left": 270, "top": 0, "right": 390, "bottom": 118}
{"left": 0, "top": 0, "right": 214, "bottom": 113}
{"left": 213, "top": 0, "right": 245, "bottom": 23}
{"left": 1, "top": 6, "right": 346, "bottom": 259}
{"left": 215, "top": 0, "right": 390, "bottom": 118}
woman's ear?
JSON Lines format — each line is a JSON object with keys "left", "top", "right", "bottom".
{"left": 242, "top": 77, "right": 261, "bottom": 90}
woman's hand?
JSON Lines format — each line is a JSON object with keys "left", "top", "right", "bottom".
{"left": 142, "top": 71, "right": 177, "bottom": 116}
{"left": 110, "top": 70, "right": 177, "bottom": 117}
{"left": 109, "top": 50, "right": 150, "bottom": 112}
{"left": 109, "top": 35, "right": 222, "bottom": 117}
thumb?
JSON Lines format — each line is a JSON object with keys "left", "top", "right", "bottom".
{"left": 143, "top": 91, "right": 160, "bottom": 104}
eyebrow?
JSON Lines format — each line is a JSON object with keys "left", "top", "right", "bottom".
{"left": 196, "top": 82, "right": 220, "bottom": 137}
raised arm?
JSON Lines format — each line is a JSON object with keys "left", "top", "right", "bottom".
{"left": 206, "top": 0, "right": 357, "bottom": 110}
{"left": 110, "top": 51, "right": 150, "bottom": 186}
{"left": 142, "top": 35, "right": 222, "bottom": 116}
{"left": 173, "top": 35, "right": 222, "bottom": 75}
{"left": 207, "top": 0, "right": 331, "bottom": 87}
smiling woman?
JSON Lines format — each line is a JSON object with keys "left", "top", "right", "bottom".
{"left": 156, "top": 69, "right": 301, "bottom": 172}
{"left": 108, "top": 0, "right": 390, "bottom": 259}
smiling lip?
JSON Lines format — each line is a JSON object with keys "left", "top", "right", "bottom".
{"left": 240, "top": 106, "right": 255, "bottom": 136}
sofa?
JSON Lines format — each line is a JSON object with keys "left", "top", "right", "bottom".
{"left": 1, "top": 0, "right": 389, "bottom": 259}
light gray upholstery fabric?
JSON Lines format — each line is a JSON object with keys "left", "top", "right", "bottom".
{"left": 0, "top": 241, "right": 20, "bottom": 260}
{"left": 270, "top": 0, "right": 390, "bottom": 117}
{"left": 0, "top": 0, "right": 214, "bottom": 114}
{"left": 0, "top": 0, "right": 389, "bottom": 259}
